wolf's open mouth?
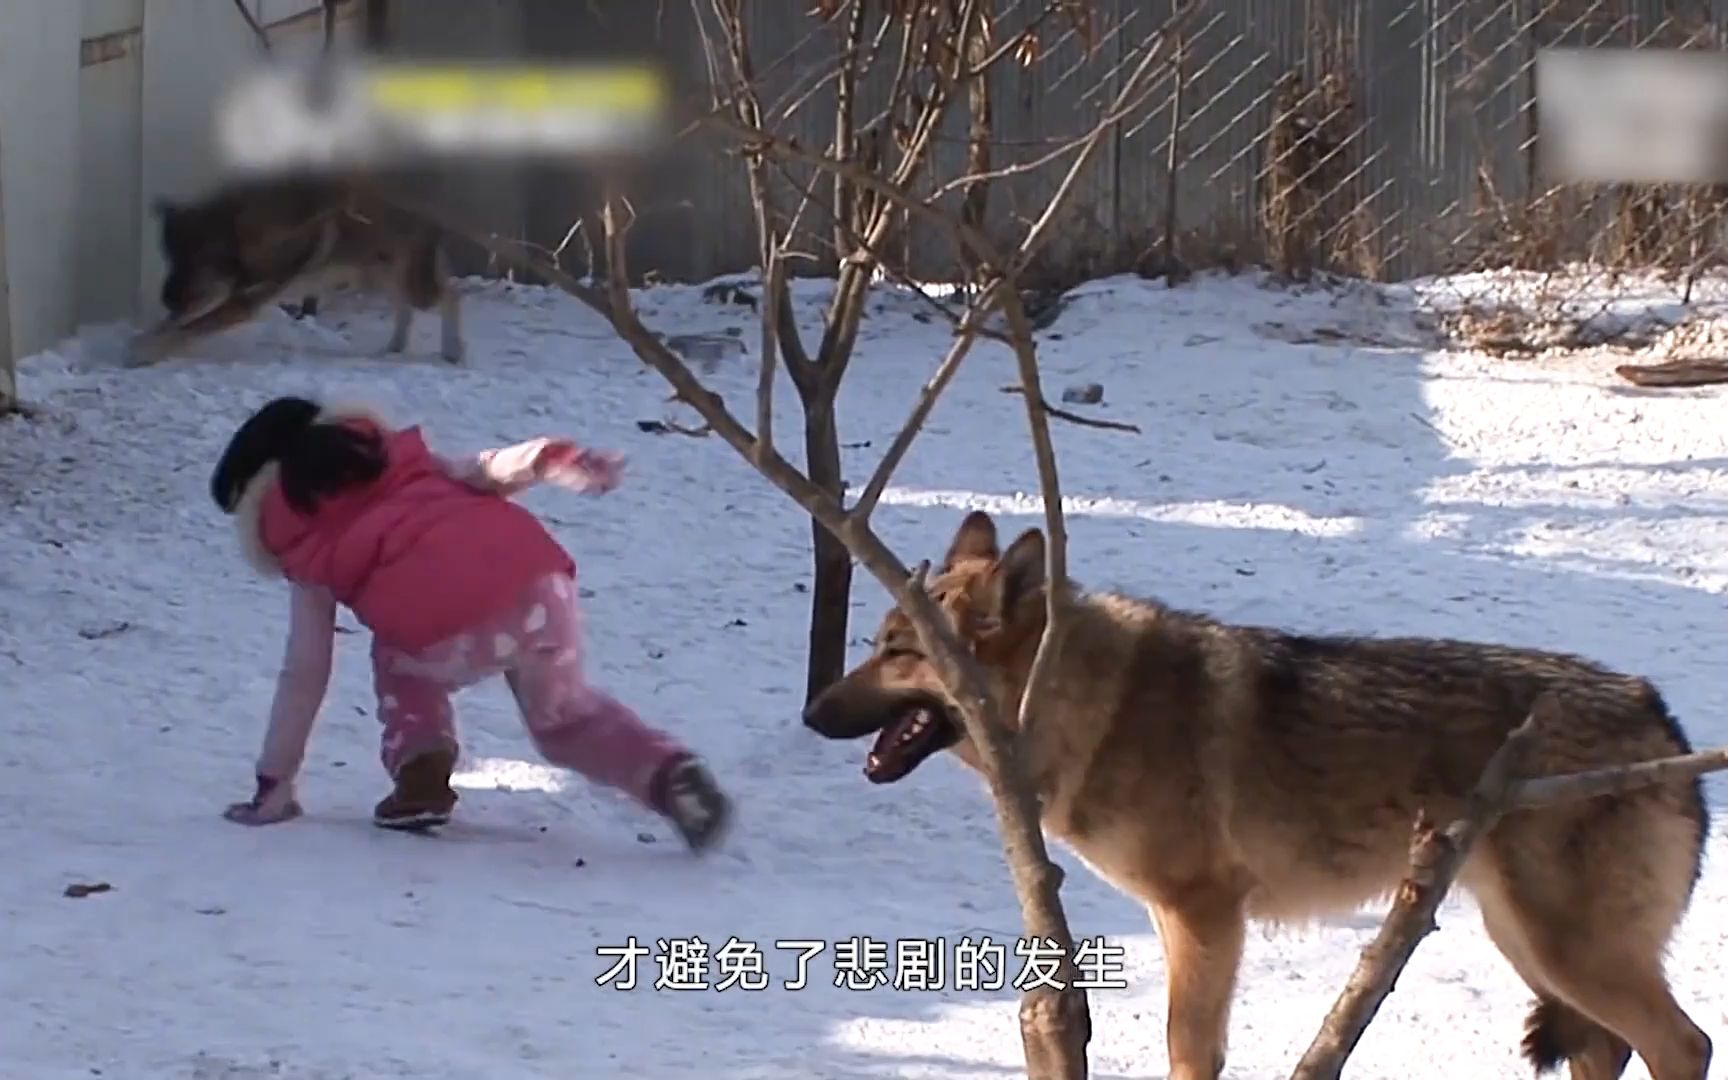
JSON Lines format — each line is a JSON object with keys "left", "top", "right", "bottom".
{"left": 865, "top": 702, "right": 960, "bottom": 784}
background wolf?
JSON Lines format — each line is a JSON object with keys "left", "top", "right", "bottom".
{"left": 806, "top": 510, "right": 1712, "bottom": 1080}
{"left": 127, "top": 172, "right": 463, "bottom": 367}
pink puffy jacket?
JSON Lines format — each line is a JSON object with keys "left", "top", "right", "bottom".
{"left": 232, "top": 405, "right": 576, "bottom": 652}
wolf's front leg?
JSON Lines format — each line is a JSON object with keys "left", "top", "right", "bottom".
{"left": 283, "top": 294, "right": 320, "bottom": 320}
{"left": 123, "top": 328, "right": 173, "bottom": 368}
{"left": 126, "top": 295, "right": 262, "bottom": 367}
{"left": 383, "top": 300, "right": 412, "bottom": 354}
{"left": 1150, "top": 892, "right": 1247, "bottom": 1080}
{"left": 124, "top": 321, "right": 203, "bottom": 368}
{"left": 437, "top": 289, "right": 464, "bottom": 365}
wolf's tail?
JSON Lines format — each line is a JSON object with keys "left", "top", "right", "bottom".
{"left": 1522, "top": 996, "right": 1628, "bottom": 1074}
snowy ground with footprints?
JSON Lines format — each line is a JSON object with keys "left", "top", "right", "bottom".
{"left": 2, "top": 268, "right": 1725, "bottom": 1079}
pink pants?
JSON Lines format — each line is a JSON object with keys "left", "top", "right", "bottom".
{"left": 369, "top": 572, "right": 687, "bottom": 808}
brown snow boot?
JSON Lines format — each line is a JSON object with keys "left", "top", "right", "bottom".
{"left": 373, "top": 746, "right": 459, "bottom": 830}
{"left": 649, "top": 755, "right": 731, "bottom": 853}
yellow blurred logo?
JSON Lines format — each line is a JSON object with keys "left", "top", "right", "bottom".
{"left": 365, "top": 63, "right": 668, "bottom": 118}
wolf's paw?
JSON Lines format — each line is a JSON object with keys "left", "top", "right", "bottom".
{"left": 121, "top": 336, "right": 160, "bottom": 369}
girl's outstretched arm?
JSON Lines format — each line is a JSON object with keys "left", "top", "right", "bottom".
{"left": 224, "top": 583, "right": 337, "bottom": 825}
{"left": 438, "top": 438, "right": 553, "bottom": 496}
{"left": 439, "top": 437, "right": 624, "bottom": 497}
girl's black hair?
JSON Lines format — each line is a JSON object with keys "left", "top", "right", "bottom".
{"left": 210, "top": 396, "right": 389, "bottom": 515}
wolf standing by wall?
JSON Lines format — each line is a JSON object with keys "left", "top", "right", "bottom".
{"left": 128, "top": 174, "right": 464, "bottom": 368}
{"left": 805, "top": 510, "right": 1713, "bottom": 1080}
{"left": 210, "top": 396, "right": 730, "bottom": 853}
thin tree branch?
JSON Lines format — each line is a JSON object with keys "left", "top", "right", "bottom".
{"left": 1291, "top": 699, "right": 1728, "bottom": 1080}
{"left": 810, "top": 0, "right": 984, "bottom": 390}
{"left": 995, "top": 277, "right": 1071, "bottom": 760}
{"left": 929, "top": 75, "right": 1166, "bottom": 203}
{"left": 1010, "top": 32, "right": 1172, "bottom": 276}
{"left": 756, "top": 248, "right": 786, "bottom": 463}
{"left": 999, "top": 281, "right": 1068, "bottom": 593}
{"left": 698, "top": 36, "right": 1173, "bottom": 288}
{"left": 703, "top": 111, "right": 995, "bottom": 270}
{"left": 368, "top": 189, "right": 615, "bottom": 321}
{"left": 230, "top": 0, "right": 271, "bottom": 49}
{"left": 706, "top": 0, "right": 817, "bottom": 390}
{"left": 760, "top": 156, "right": 1008, "bottom": 341}
{"left": 852, "top": 292, "right": 999, "bottom": 519}
{"left": 830, "top": 0, "right": 867, "bottom": 271}
{"left": 1512, "top": 746, "right": 1728, "bottom": 808}
{"left": 967, "top": 1, "right": 1069, "bottom": 77}
{"left": 1289, "top": 700, "right": 1549, "bottom": 1080}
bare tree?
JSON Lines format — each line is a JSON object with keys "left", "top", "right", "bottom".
{"left": 382, "top": 3, "right": 1173, "bottom": 1074}
{"left": 687, "top": 0, "right": 1115, "bottom": 709}
{"left": 694, "top": 0, "right": 947, "bottom": 708}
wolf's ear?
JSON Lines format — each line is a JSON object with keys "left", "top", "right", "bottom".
{"left": 944, "top": 510, "right": 999, "bottom": 568}
{"left": 995, "top": 527, "right": 1047, "bottom": 613}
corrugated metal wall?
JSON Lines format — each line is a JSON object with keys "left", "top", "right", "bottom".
{"left": 481, "top": 0, "right": 1728, "bottom": 286}
{"left": 2, "top": 0, "right": 1722, "bottom": 393}
{"left": 0, "top": 3, "right": 82, "bottom": 368}
{"left": 0, "top": 0, "right": 361, "bottom": 377}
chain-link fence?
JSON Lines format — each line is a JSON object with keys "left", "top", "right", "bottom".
{"left": 394, "top": 0, "right": 1728, "bottom": 365}
{"left": 1389, "top": 0, "right": 1728, "bottom": 363}
{"left": 905, "top": 0, "right": 1728, "bottom": 361}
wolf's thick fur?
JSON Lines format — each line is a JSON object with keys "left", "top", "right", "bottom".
{"left": 127, "top": 172, "right": 463, "bottom": 367}
{"left": 805, "top": 511, "right": 1712, "bottom": 1080}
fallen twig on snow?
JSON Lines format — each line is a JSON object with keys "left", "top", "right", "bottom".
{"left": 998, "top": 386, "right": 1142, "bottom": 433}
{"left": 636, "top": 418, "right": 714, "bottom": 438}
{"left": 1614, "top": 358, "right": 1728, "bottom": 388}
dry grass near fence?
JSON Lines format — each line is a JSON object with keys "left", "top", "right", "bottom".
{"left": 1403, "top": 2, "right": 1728, "bottom": 373}
{"left": 1418, "top": 261, "right": 1728, "bottom": 368}
{"left": 1419, "top": 159, "right": 1728, "bottom": 366}
{"left": 1259, "top": 67, "right": 1379, "bottom": 284}
{"left": 517, "top": 0, "right": 1728, "bottom": 384}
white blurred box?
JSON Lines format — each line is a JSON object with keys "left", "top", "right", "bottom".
{"left": 1536, "top": 47, "right": 1728, "bottom": 184}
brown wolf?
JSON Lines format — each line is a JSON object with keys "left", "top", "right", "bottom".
{"left": 804, "top": 510, "right": 1713, "bottom": 1080}
{"left": 126, "top": 172, "right": 464, "bottom": 367}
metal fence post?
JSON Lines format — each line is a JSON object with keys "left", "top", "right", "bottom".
{"left": 0, "top": 116, "right": 14, "bottom": 412}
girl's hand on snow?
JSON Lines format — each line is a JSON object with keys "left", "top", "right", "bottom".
{"left": 222, "top": 774, "right": 303, "bottom": 826}
{"left": 537, "top": 441, "right": 625, "bottom": 495}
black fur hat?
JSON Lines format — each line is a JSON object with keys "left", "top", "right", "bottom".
{"left": 210, "top": 396, "right": 322, "bottom": 513}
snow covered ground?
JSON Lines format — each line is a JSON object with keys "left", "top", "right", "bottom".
{"left": 2, "top": 269, "right": 1724, "bottom": 1080}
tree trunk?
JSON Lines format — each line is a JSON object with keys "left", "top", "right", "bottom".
{"left": 801, "top": 383, "right": 852, "bottom": 706}
{"left": 1021, "top": 985, "right": 1092, "bottom": 1080}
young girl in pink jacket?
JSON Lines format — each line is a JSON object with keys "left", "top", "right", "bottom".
{"left": 210, "top": 395, "right": 730, "bottom": 852}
